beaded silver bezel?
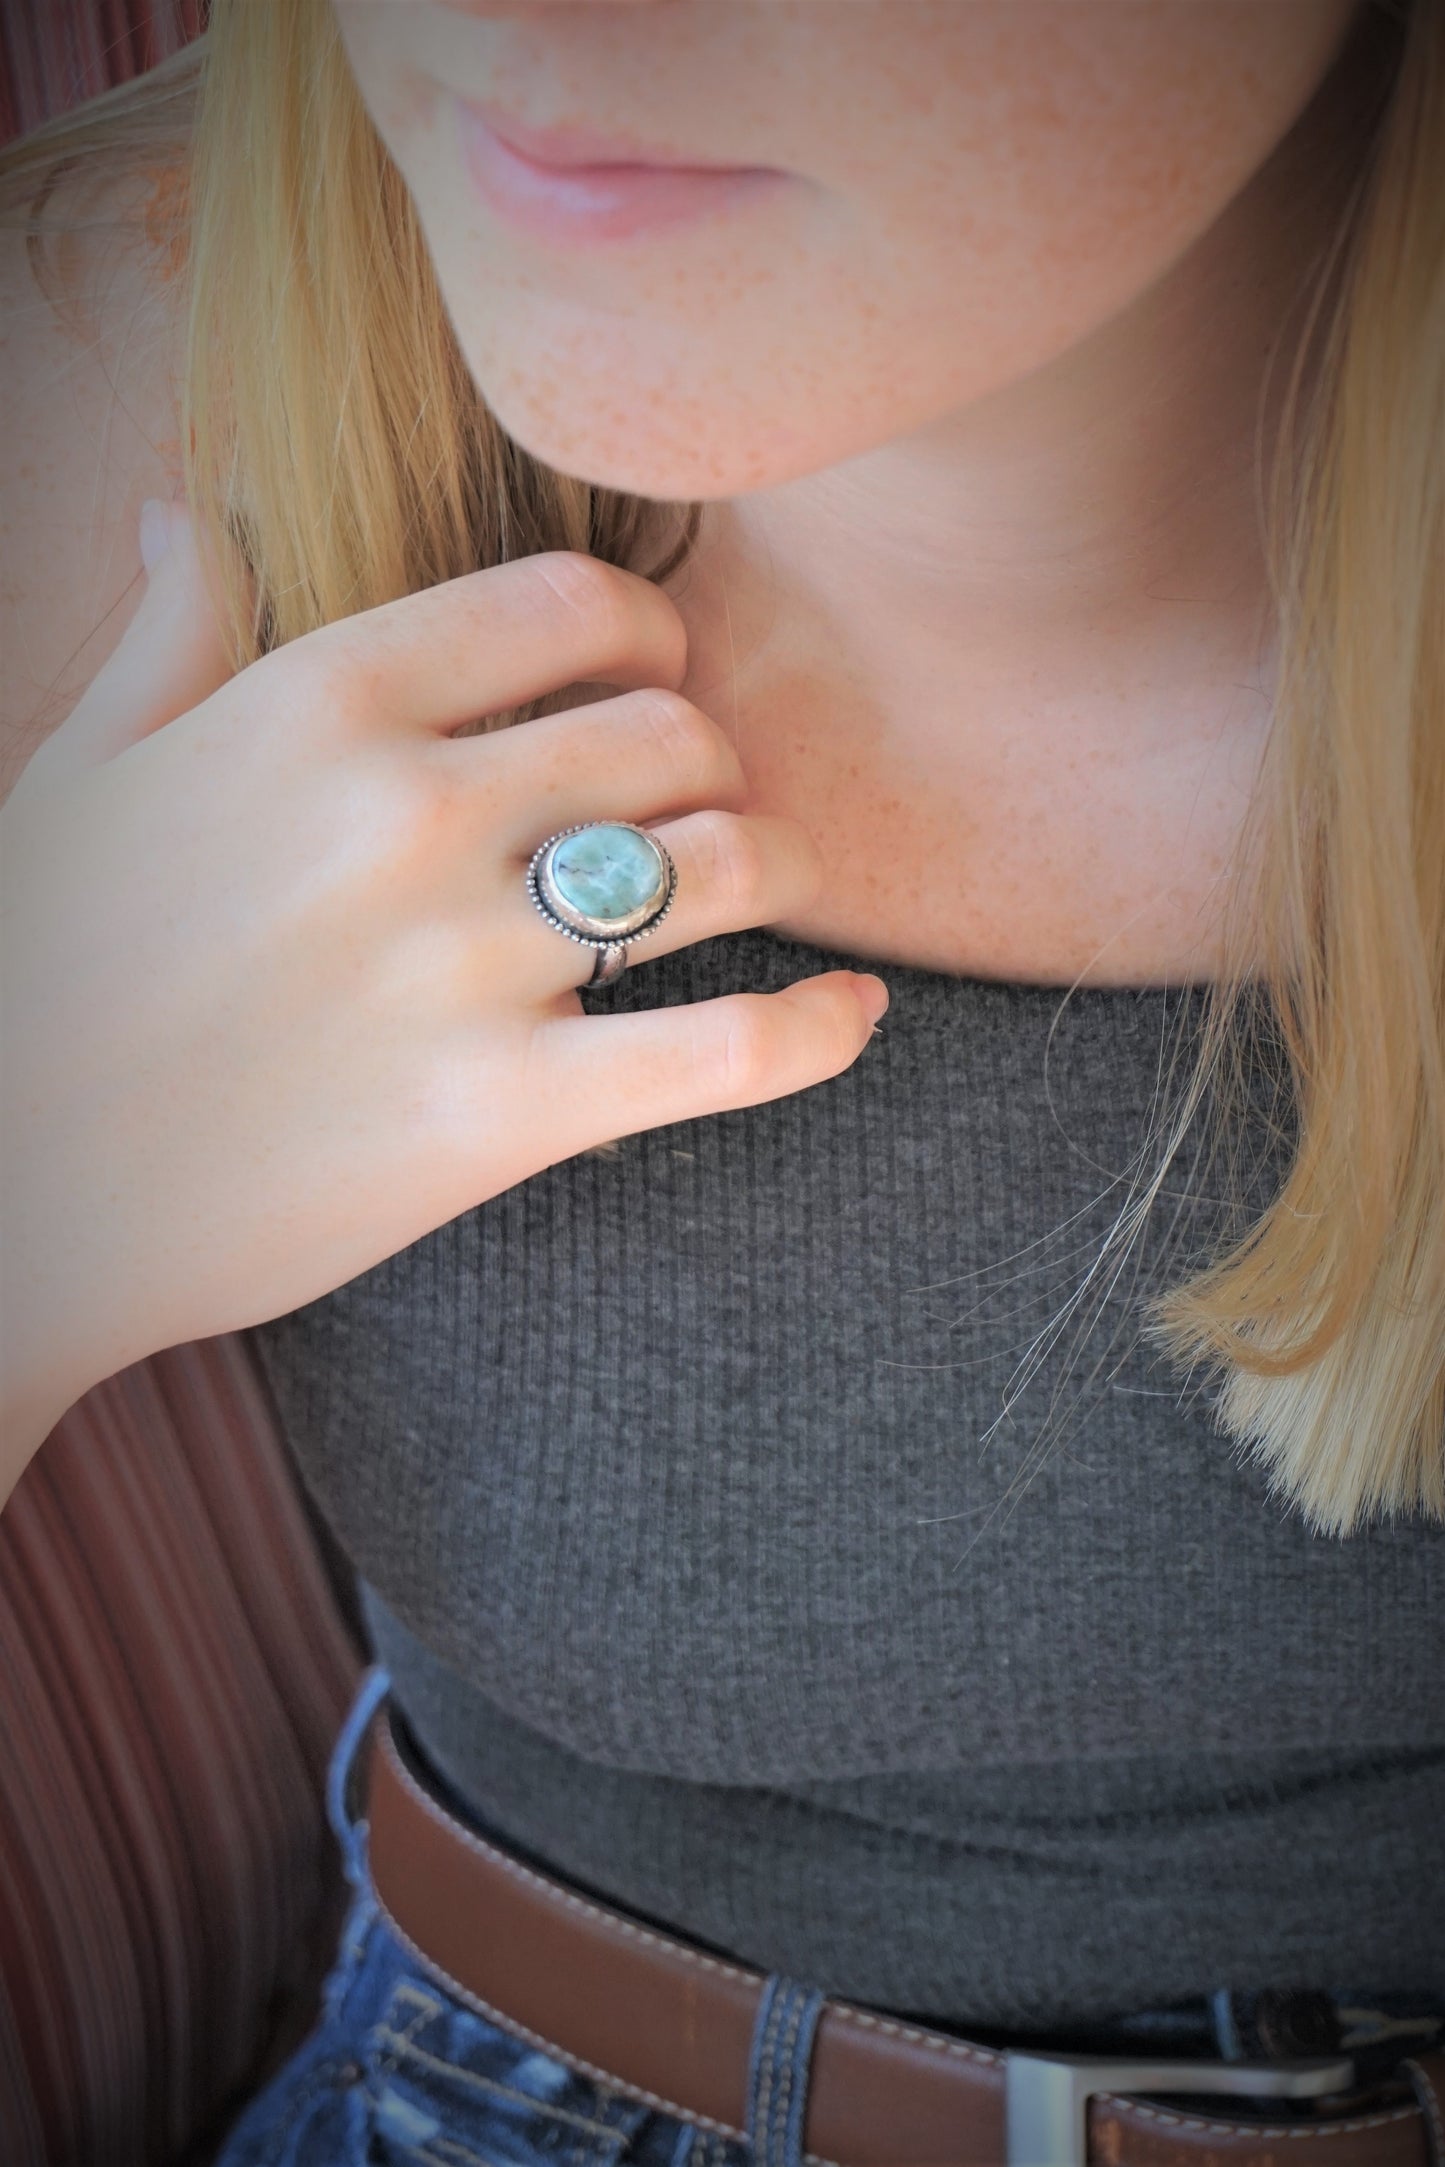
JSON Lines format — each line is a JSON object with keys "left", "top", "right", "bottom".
{"left": 524, "top": 821, "right": 678, "bottom": 951}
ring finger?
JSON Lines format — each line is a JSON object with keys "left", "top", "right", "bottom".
{"left": 489, "top": 808, "right": 826, "bottom": 1002}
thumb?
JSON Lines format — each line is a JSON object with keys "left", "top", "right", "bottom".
{"left": 37, "top": 497, "right": 244, "bottom": 783}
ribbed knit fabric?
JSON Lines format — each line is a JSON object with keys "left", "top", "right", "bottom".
{"left": 245, "top": 923, "right": 1444, "bottom": 2032}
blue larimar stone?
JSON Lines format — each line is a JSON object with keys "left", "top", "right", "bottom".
{"left": 550, "top": 825, "right": 665, "bottom": 925}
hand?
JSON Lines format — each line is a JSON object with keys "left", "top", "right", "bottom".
{"left": 0, "top": 505, "right": 887, "bottom": 1491}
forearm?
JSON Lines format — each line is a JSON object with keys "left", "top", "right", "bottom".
{"left": 0, "top": 1196, "right": 118, "bottom": 1512}
{"left": 0, "top": 1364, "right": 81, "bottom": 1510}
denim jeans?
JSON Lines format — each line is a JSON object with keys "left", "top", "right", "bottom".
{"left": 212, "top": 1667, "right": 823, "bottom": 2167}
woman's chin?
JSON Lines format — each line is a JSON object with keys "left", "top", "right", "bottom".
{"left": 470, "top": 383, "right": 861, "bottom": 507}
{"left": 483, "top": 422, "right": 781, "bottom": 504}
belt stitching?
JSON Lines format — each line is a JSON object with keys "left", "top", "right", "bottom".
{"left": 1097, "top": 2100, "right": 1417, "bottom": 2142}
{"left": 776, "top": 1991, "right": 808, "bottom": 2153}
{"left": 758, "top": 1985, "right": 807, "bottom": 2159}
{"left": 378, "top": 1721, "right": 1003, "bottom": 2068}
{"left": 380, "top": 1724, "right": 767, "bottom": 1991}
{"left": 373, "top": 1722, "right": 1424, "bottom": 2151}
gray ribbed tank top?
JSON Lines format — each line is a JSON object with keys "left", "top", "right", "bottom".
{"left": 245, "top": 924, "right": 1444, "bottom": 2033}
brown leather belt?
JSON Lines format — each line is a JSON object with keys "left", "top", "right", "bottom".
{"left": 364, "top": 1705, "right": 1444, "bottom": 2167}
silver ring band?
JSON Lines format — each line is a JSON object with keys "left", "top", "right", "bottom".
{"left": 525, "top": 821, "right": 678, "bottom": 988}
{"left": 588, "top": 943, "right": 630, "bottom": 988}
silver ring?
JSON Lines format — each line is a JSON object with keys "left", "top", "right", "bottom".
{"left": 525, "top": 821, "right": 678, "bottom": 988}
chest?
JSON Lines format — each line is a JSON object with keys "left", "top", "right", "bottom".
{"left": 676, "top": 608, "right": 1271, "bottom": 988}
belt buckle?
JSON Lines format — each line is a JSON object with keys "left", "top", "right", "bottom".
{"left": 1003, "top": 2046, "right": 1357, "bottom": 2167}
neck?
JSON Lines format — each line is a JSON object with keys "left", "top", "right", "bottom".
{"left": 644, "top": 11, "right": 1397, "bottom": 989}
{"left": 675, "top": 11, "right": 1389, "bottom": 709}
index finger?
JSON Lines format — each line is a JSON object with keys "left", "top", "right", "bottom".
{"left": 297, "top": 550, "right": 690, "bottom": 736}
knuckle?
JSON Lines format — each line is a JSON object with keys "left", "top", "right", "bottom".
{"left": 710, "top": 997, "right": 773, "bottom": 1102}
{"left": 349, "top": 758, "right": 455, "bottom": 872}
{"left": 631, "top": 688, "right": 724, "bottom": 793}
{"left": 273, "top": 631, "right": 370, "bottom": 719}
{"left": 527, "top": 550, "right": 633, "bottom": 653}
{"left": 685, "top": 808, "right": 762, "bottom": 913}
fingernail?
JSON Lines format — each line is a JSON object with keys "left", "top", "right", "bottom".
{"left": 139, "top": 497, "right": 172, "bottom": 573}
{"left": 853, "top": 973, "right": 889, "bottom": 1026}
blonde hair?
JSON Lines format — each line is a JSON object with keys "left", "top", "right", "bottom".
{"left": 4, "top": 0, "right": 1442, "bottom": 1534}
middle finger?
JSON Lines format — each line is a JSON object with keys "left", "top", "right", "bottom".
{"left": 435, "top": 686, "right": 749, "bottom": 852}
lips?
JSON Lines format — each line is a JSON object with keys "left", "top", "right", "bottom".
{"left": 468, "top": 103, "right": 737, "bottom": 172}
{"left": 455, "top": 99, "right": 786, "bottom": 245}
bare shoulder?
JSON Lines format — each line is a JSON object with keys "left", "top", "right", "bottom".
{"left": 0, "top": 158, "right": 187, "bottom": 801}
